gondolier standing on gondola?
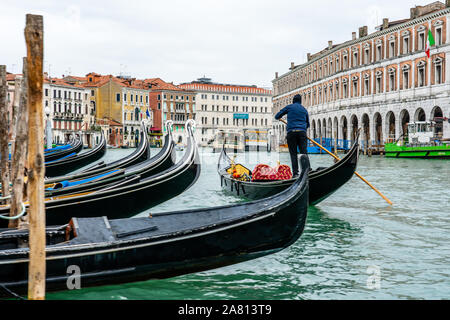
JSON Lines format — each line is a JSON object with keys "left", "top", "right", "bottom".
{"left": 275, "top": 94, "right": 310, "bottom": 177}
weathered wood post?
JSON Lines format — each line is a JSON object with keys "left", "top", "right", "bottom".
{"left": 9, "top": 58, "right": 29, "bottom": 229}
{"left": 25, "top": 14, "right": 46, "bottom": 300}
{"left": 0, "top": 65, "right": 10, "bottom": 202}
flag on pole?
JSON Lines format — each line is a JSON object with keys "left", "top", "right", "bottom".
{"left": 146, "top": 107, "right": 150, "bottom": 118}
{"left": 426, "top": 29, "right": 435, "bottom": 58}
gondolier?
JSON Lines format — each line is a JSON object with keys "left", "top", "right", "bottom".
{"left": 274, "top": 94, "right": 310, "bottom": 177}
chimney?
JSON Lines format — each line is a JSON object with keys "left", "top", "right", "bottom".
{"left": 275, "top": 72, "right": 278, "bottom": 79}
{"left": 359, "top": 26, "right": 368, "bottom": 38}
{"left": 328, "top": 40, "right": 333, "bottom": 49}
{"left": 307, "top": 53, "right": 311, "bottom": 61}
{"left": 447, "top": 0, "right": 450, "bottom": 8}
{"left": 352, "top": 32, "right": 356, "bottom": 40}
{"left": 382, "top": 18, "right": 389, "bottom": 30}
{"left": 290, "top": 62, "right": 295, "bottom": 70}
{"left": 410, "top": 7, "right": 418, "bottom": 19}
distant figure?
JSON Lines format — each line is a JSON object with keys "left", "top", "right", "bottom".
{"left": 274, "top": 94, "right": 310, "bottom": 177}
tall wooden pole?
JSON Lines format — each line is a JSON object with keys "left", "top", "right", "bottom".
{"left": 25, "top": 14, "right": 46, "bottom": 300}
{"left": 9, "top": 58, "right": 29, "bottom": 229}
{"left": 0, "top": 65, "right": 10, "bottom": 202}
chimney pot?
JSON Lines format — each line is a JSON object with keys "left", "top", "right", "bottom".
{"left": 359, "top": 26, "right": 368, "bottom": 38}
{"left": 290, "top": 62, "right": 295, "bottom": 69}
{"left": 275, "top": 72, "right": 279, "bottom": 79}
{"left": 307, "top": 53, "right": 311, "bottom": 61}
{"left": 382, "top": 18, "right": 389, "bottom": 30}
{"left": 328, "top": 40, "right": 333, "bottom": 49}
{"left": 352, "top": 32, "right": 356, "bottom": 40}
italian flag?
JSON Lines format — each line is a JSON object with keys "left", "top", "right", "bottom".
{"left": 425, "top": 30, "right": 435, "bottom": 58}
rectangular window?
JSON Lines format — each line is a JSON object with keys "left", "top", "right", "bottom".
{"left": 390, "top": 74, "right": 395, "bottom": 91}
{"left": 418, "top": 68, "right": 425, "bottom": 87}
{"left": 376, "top": 77, "right": 381, "bottom": 93}
{"left": 403, "top": 37, "right": 409, "bottom": 54}
{"left": 353, "top": 81, "right": 358, "bottom": 97}
{"left": 403, "top": 71, "right": 409, "bottom": 89}
{"left": 364, "top": 79, "right": 369, "bottom": 95}
{"left": 364, "top": 49, "right": 369, "bottom": 64}
{"left": 436, "top": 64, "right": 442, "bottom": 84}
{"left": 353, "top": 52, "right": 358, "bottom": 67}
{"left": 418, "top": 33, "right": 425, "bottom": 51}
{"left": 45, "top": 89, "right": 48, "bottom": 97}
{"left": 436, "top": 28, "right": 442, "bottom": 46}
{"left": 376, "top": 46, "right": 382, "bottom": 61}
{"left": 390, "top": 42, "right": 395, "bottom": 58}
{"left": 116, "top": 93, "right": 120, "bottom": 102}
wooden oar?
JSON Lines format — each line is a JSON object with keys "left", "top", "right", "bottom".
{"left": 278, "top": 119, "right": 393, "bottom": 205}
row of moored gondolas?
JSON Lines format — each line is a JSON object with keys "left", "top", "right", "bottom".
{"left": 0, "top": 119, "right": 360, "bottom": 296}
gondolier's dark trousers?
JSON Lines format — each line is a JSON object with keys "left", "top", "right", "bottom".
{"left": 287, "top": 130, "right": 308, "bottom": 176}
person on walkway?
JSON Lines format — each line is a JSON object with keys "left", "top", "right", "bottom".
{"left": 274, "top": 94, "right": 310, "bottom": 177}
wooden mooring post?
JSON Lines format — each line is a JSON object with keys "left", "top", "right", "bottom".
{"left": 9, "top": 58, "right": 29, "bottom": 229}
{"left": 0, "top": 65, "right": 10, "bottom": 204}
{"left": 25, "top": 14, "right": 46, "bottom": 300}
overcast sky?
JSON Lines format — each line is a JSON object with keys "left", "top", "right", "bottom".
{"left": 0, "top": 0, "right": 438, "bottom": 88}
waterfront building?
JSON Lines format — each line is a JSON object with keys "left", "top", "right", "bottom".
{"left": 272, "top": 1, "right": 450, "bottom": 150}
{"left": 178, "top": 77, "right": 273, "bottom": 147}
{"left": 145, "top": 78, "right": 196, "bottom": 145}
{"left": 81, "top": 73, "right": 152, "bottom": 147}
{"left": 43, "top": 75, "right": 95, "bottom": 146}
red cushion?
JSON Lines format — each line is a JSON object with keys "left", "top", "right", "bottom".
{"left": 251, "top": 164, "right": 292, "bottom": 181}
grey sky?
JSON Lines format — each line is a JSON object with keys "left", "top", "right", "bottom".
{"left": 0, "top": 0, "right": 438, "bottom": 88}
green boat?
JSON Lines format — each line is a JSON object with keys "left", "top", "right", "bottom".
{"left": 385, "top": 119, "right": 450, "bottom": 159}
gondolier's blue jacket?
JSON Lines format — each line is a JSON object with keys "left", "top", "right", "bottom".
{"left": 275, "top": 102, "right": 310, "bottom": 133}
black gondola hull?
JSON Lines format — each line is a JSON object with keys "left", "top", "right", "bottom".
{"left": 219, "top": 139, "right": 359, "bottom": 205}
{"left": 0, "top": 156, "right": 309, "bottom": 296}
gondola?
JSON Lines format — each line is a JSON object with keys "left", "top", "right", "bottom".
{"left": 0, "top": 120, "right": 199, "bottom": 227}
{"left": 44, "top": 122, "right": 151, "bottom": 185}
{"left": 44, "top": 138, "right": 83, "bottom": 162}
{"left": 44, "top": 133, "right": 107, "bottom": 177}
{"left": 0, "top": 154, "right": 309, "bottom": 297}
{"left": 43, "top": 122, "right": 176, "bottom": 198}
{"left": 218, "top": 133, "right": 359, "bottom": 205}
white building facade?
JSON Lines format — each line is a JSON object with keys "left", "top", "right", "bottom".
{"left": 179, "top": 78, "right": 273, "bottom": 146}
{"left": 43, "top": 78, "right": 95, "bottom": 146}
{"left": 272, "top": 2, "right": 450, "bottom": 149}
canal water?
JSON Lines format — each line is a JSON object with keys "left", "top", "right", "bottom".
{"left": 47, "top": 147, "right": 450, "bottom": 300}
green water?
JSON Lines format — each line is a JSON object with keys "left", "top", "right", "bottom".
{"left": 46, "top": 147, "right": 450, "bottom": 300}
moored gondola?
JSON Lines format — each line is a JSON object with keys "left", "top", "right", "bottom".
{"left": 44, "top": 138, "right": 83, "bottom": 162}
{"left": 0, "top": 120, "right": 199, "bottom": 227}
{"left": 43, "top": 122, "right": 176, "bottom": 197}
{"left": 218, "top": 133, "right": 359, "bottom": 205}
{"left": 0, "top": 154, "right": 309, "bottom": 297}
{"left": 44, "top": 122, "right": 151, "bottom": 184}
{"left": 44, "top": 132, "right": 107, "bottom": 177}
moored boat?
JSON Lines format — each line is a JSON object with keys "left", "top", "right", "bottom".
{"left": 384, "top": 120, "right": 450, "bottom": 158}
{"left": 0, "top": 120, "right": 200, "bottom": 227}
{"left": 0, "top": 154, "right": 309, "bottom": 296}
{"left": 44, "top": 133, "right": 107, "bottom": 177}
{"left": 218, "top": 134, "right": 359, "bottom": 205}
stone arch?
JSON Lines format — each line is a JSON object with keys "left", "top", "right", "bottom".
{"left": 373, "top": 112, "right": 383, "bottom": 143}
{"left": 431, "top": 106, "right": 444, "bottom": 136}
{"left": 318, "top": 120, "right": 322, "bottom": 139}
{"left": 311, "top": 119, "right": 317, "bottom": 139}
{"left": 322, "top": 118, "right": 327, "bottom": 139}
{"left": 399, "top": 109, "right": 410, "bottom": 137}
{"left": 431, "top": 106, "right": 443, "bottom": 119}
{"left": 385, "top": 111, "right": 396, "bottom": 142}
{"left": 414, "top": 107, "right": 426, "bottom": 121}
{"left": 327, "top": 118, "right": 333, "bottom": 139}
{"left": 362, "top": 113, "right": 370, "bottom": 144}
{"left": 350, "top": 114, "right": 359, "bottom": 141}
{"left": 340, "top": 115, "right": 348, "bottom": 141}
{"left": 333, "top": 116, "right": 339, "bottom": 140}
